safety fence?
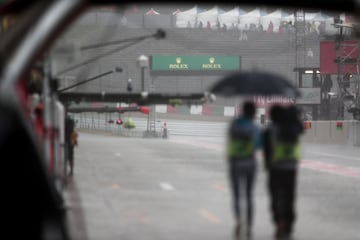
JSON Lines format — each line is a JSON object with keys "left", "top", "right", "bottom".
{"left": 72, "top": 112, "right": 228, "bottom": 138}
{"left": 302, "top": 120, "right": 360, "bottom": 146}
{"left": 73, "top": 112, "right": 360, "bottom": 146}
{"left": 74, "top": 119, "right": 164, "bottom": 138}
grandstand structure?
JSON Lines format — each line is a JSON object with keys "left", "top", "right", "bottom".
{"left": 52, "top": 5, "right": 358, "bottom": 120}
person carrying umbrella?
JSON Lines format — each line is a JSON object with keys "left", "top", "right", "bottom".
{"left": 262, "top": 105, "right": 304, "bottom": 240}
{"left": 227, "top": 101, "right": 262, "bottom": 239}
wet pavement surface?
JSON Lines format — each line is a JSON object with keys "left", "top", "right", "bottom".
{"left": 64, "top": 132, "right": 360, "bottom": 240}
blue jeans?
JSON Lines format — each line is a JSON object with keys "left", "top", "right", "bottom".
{"left": 229, "top": 163, "right": 256, "bottom": 227}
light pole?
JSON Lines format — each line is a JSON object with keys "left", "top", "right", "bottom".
{"left": 137, "top": 55, "right": 149, "bottom": 92}
{"left": 137, "top": 54, "right": 152, "bottom": 135}
{"left": 328, "top": 91, "right": 338, "bottom": 120}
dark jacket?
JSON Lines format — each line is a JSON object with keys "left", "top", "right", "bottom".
{"left": 65, "top": 116, "right": 75, "bottom": 144}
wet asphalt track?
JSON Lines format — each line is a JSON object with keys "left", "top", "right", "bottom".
{"left": 64, "top": 131, "right": 360, "bottom": 240}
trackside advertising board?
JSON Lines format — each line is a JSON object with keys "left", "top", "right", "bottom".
{"left": 150, "top": 55, "right": 241, "bottom": 75}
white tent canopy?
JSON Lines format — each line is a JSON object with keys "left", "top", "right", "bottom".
{"left": 175, "top": 5, "right": 204, "bottom": 28}
{"left": 305, "top": 12, "right": 329, "bottom": 22}
{"left": 239, "top": 8, "right": 267, "bottom": 30}
{"left": 196, "top": 6, "right": 225, "bottom": 29}
{"left": 305, "top": 12, "right": 318, "bottom": 21}
{"left": 282, "top": 13, "right": 294, "bottom": 23}
{"left": 305, "top": 12, "right": 329, "bottom": 33}
{"left": 172, "top": 9, "right": 181, "bottom": 15}
{"left": 260, "top": 9, "right": 290, "bottom": 32}
{"left": 145, "top": 8, "right": 160, "bottom": 15}
{"left": 218, "top": 7, "right": 246, "bottom": 29}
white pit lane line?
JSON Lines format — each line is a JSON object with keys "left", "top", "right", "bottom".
{"left": 159, "top": 182, "right": 175, "bottom": 191}
{"left": 306, "top": 151, "right": 359, "bottom": 161}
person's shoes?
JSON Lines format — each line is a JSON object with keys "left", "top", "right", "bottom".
{"left": 234, "top": 223, "right": 241, "bottom": 240}
{"left": 242, "top": 223, "right": 252, "bottom": 240}
{"left": 275, "top": 222, "right": 287, "bottom": 240}
{"left": 285, "top": 234, "right": 293, "bottom": 240}
{"left": 285, "top": 225, "right": 293, "bottom": 240}
{"left": 246, "top": 228, "right": 252, "bottom": 240}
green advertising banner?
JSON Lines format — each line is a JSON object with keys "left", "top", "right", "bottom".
{"left": 151, "top": 55, "right": 241, "bottom": 71}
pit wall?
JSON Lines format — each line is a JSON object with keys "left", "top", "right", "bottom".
{"left": 302, "top": 120, "right": 360, "bottom": 146}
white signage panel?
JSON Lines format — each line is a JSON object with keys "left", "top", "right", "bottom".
{"left": 296, "top": 88, "right": 321, "bottom": 104}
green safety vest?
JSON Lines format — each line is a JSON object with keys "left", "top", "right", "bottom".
{"left": 272, "top": 140, "right": 300, "bottom": 163}
{"left": 228, "top": 137, "right": 255, "bottom": 159}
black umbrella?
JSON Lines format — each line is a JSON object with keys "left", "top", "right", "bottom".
{"left": 209, "top": 71, "right": 301, "bottom": 98}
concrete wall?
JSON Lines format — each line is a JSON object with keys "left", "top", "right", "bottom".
{"left": 302, "top": 120, "right": 360, "bottom": 146}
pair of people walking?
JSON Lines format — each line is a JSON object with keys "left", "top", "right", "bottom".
{"left": 227, "top": 101, "right": 303, "bottom": 240}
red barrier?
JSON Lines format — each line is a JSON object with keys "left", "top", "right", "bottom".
{"left": 336, "top": 121, "right": 343, "bottom": 131}
{"left": 304, "top": 121, "right": 312, "bottom": 130}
